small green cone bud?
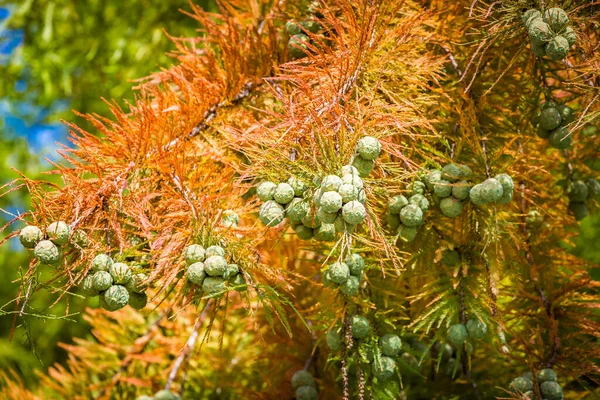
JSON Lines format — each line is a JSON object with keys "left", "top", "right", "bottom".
{"left": 223, "top": 263, "right": 239, "bottom": 280}
{"left": 154, "top": 390, "right": 179, "bottom": 400}
{"left": 521, "top": 9, "right": 541, "bottom": 25}
{"left": 202, "top": 277, "right": 226, "bottom": 295}
{"left": 342, "top": 200, "right": 367, "bottom": 225}
{"left": 447, "top": 324, "right": 468, "bottom": 347}
{"left": 399, "top": 204, "right": 423, "bottom": 227}
{"left": 397, "top": 225, "right": 418, "bottom": 243}
{"left": 531, "top": 42, "right": 546, "bottom": 57}
{"left": 300, "top": 20, "right": 322, "bottom": 33}
{"left": 204, "top": 256, "right": 228, "bottom": 277}
{"left": 481, "top": 178, "right": 504, "bottom": 203}
{"left": 286, "top": 198, "right": 309, "bottom": 223}
{"left": 345, "top": 253, "right": 365, "bottom": 276}
{"left": 352, "top": 155, "right": 375, "bottom": 177}
{"left": 104, "top": 285, "right": 129, "bottom": 311}
{"left": 34, "top": 240, "right": 60, "bottom": 265}
{"left": 291, "top": 370, "right": 316, "bottom": 390}
{"left": 314, "top": 223, "right": 336, "bottom": 241}
{"left": 356, "top": 136, "right": 381, "bottom": 160}
{"left": 19, "top": 225, "right": 43, "bottom": 249}
{"left": 341, "top": 172, "right": 364, "bottom": 189}
{"left": 380, "top": 334, "right": 402, "bottom": 356}
{"left": 128, "top": 292, "right": 148, "bottom": 310}
{"left": 326, "top": 326, "right": 342, "bottom": 351}
{"left": 510, "top": 376, "right": 534, "bottom": 393}
{"left": 294, "top": 224, "right": 313, "bottom": 240}
{"left": 206, "top": 245, "right": 225, "bottom": 257}
{"left": 539, "top": 107, "right": 562, "bottom": 131}
{"left": 424, "top": 169, "right": 442, "bottom": 190}
{"left": 288, "top": 33, "right": 309, "bottom": 59}
{"left": 257, "top": 181, "right": 277, "bottom": 201}
{"left": 451, "top": 181, "right": 471, "bottom": 200}
{"left": 538, "top": 368, "right": 558, "bottom": 383}
{"left": 340, "top": 275, "right": 360, "bottom": 296}
{"left": 47, "top": 221, "right": 70, "bottom": 246}
{"left": 567, "top": 180, "right": 589, "bottom": 202}
{"left": 434, "top": 180, "right": 453, "bottom": 198}
{"left": 231, "top": 273, "right": 246, "bottom": 291}
{"left": 528, "top": 19, "right": 552, "bottom": 45}
{"left": 545, "top": 35, "right": 569, "bottom": 60}
{"left": 536, "top": 124, "right": 550, "bottom": 139}
{"left": 295, "top": 386, "right": 318, "bottom": 400}
{"left": 338, "top": 183, "right": 359, "bottom": 203}
{"left": 556, "top": 105, "right": 574, "bottom": 125}
{"left": 184, "top": 244, "right": 205, "bottom": 265}
{"left": 586, "top": 179, "right": 600, "bottom": 200}
{"left": 273, "top": 183, "right": 295, "bottom": 205}
{"left": 81, "top": 275, "right": 99, "bottom": 297}
{"left": 92, "top": 271, "right": 113, "bottom": 291}
{"left": 328, "top": 262, "right": 350, "bottom": 284}
{"left": 334, "top": 215, "right": 354, "bottom": 234}
{"left": 221, "top": 210, "right": 239, "bottom": 228}
{"left": 351, "top": 315, "right": 370, "bottom": 339}
{"left": 466, "top": 319, "right": 487, "bottom": 339}
{"left": 287, "top": 176, "right": 308, "bottom": 196}
{"left": 540, "top": 381, "right": 563, "bottom": 400}
{"left": 187, "top": 262, "right": 206, "bottom": 285}
{"left": 413, "top": 180, "right": 426, "bottom": 195}
{"left": 563, "top": 26, "right": 576, "bottom": 46}
{"left": 543, "top": 7, "right": 569, "bottom": 32}
{"left": 285, "top": 20, "right": 301, "bottom": 35}
{"left": 341, "top": 165, "right": 359, "bottom": 176}
{"left": 568, "top": 201, "right": 588, "bottom": 221}
{"left": 320, "top": 191, "right": 343, "bottom": 213}
{"left": 109, "top": 263, "right": 132, "bottom": 285}
{"left": 495, "top": 173, "right": 514, "bottom": 193}
{"left": 259, "top": 200, "right": 285, "bottom": 227}
{"left": 125, "top": 273, "right": 148, "bottom": 293}
{"left": 321, "top": 175, "right": 343, "bottom": 191}
{"left": 548, "top": 127, "right": 572, "bottom": 149}
{"left": 469, "top": 184, "right": 486, "bottom": 206}
{"left": 440, "top": 197, "right": 464, "bottom": 218}
{"left": 409, "top": 194, "right": 429, "bottom": 212}
{"left": 372, "top": 356, "right": 396, "bottom": 380}
{"left": 388, "top": 195, "right": 408, "bottom": 214}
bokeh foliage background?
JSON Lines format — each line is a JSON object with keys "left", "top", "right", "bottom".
{"left": 0, "top": 0, "right": 597, "bottom": 391}
{"left": 0, "top": 0, "right": 215, "bottom": 388}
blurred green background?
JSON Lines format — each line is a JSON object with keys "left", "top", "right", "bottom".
{"left": 0, "top": 0, "right": 598, "bottom": 392}
{"left": 0, "top": 0, "right": 215, "bottom": 388}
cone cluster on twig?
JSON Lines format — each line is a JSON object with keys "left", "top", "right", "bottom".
{"left": 509, "top": 369, "right": 563, "bottom": 400}
{"left": 533, "top": 101, "right": 575, "bottom": 149}
{"left": 522, "top": 8, "right": 576, "bottom": 60}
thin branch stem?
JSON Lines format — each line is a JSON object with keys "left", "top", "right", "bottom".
{"left": 165, "top": 299, "right": 213, "bottom": 390}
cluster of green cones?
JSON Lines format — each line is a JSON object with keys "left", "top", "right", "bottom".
{"left": 183, "top": 243, "right": 246, "bottom": 296}
{"left": 19, "top": 221, "right": 88, "bottom": 265}
{"left": 566, "top": 178, "right": 600, "bottom": 221}
{"left": 81, "top": 254, "right": 149, "bottom": 311}
{"left": 257, "top": 136, "right": 382, "bottom": 241}
{"left": 522, "top": 8, "right": 576, "bottom": 60}
{"left": 510, "top": 369, "right": 564, "bottom": 400}
{"left": 533, "top": 101, "right": 575, "bottom": 149}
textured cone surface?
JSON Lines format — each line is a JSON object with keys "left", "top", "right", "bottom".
{"left": 202, "top": 277, "right": 226, "bottom": 295}
{"left": 545, "top": 35, "right": 569, "bottom": 60}
{"left": 259, "top": 200, "right": 285, "bottom": 226}
{"left": 466, "top": 319, "right": 487, "bottom": 339}
{"left": 543, "top": 7, "right": 569, "bottom": 32}
{"left": 356, "top": 136, "right": 381, "bottom": 160}
{"left": 352, "top": 155, "right": 375, "bottom": 177}
{"left": 205, "top": 245, "right": 225, "bottom": 258}
{"left": 204, "top": 256, "right": 228, "bottom": 277}
{"left": 92, "top": 271, "right": 113, "bottom": 291}
{"left": 184, "top": 244, "right": 205, "bottom": 265}
{"left": 510, "top": 377, "right": 534, "bottom": 393}
{"left": 109, "top": 263, "right": 132, "bottom": 285}
{"left": 91, "top": 253, "right": 113, "bottom": 272}
{"left": 342, "top": 200, "right": 366, "bottom": 225}
{"left": 399, "top": 204, "right": 423, "bottom": 227}
{"left": 291, "top": 370, "right": 316, "bottom": 390}
{"left": 440, "top": 197, "right": 463, "bottom": 218}
{"left": 187, "top": 262, "right": 206, "bottom": 284}
{"left": 372, "top": 356, "right": 396, "bottom": 380}
{"left": 538, "top": 368, "right": 558, "bottom": 383}
{"left": 548, "top": 127, "right": 572, "bottom": 149}
{"left": 326, "top": 327, "right": 342, "bottom": 351}
{"left": 295, "top": 386, "right": 318, "bottom": 400}
{"left": 34, "top": 240, "right": 60, "bottom": 265}
{"left": 380, "top": 334, "right": 402, "bottom": 356}
{"left": 273, "top": 182, "right": 295, "bottom": 205}
{"left": 256, "top": 181, "right": 276, "bottom": 201}
{"left": 19, "top": 226, "right": 43, "bottom": 248}
{"left": 46, "top": 221, "right": 70, "bottom": 245}
{"left": 128, "top": 292, "right": 148, "bottom": 310}
{"left": 540, "top": 381, "right": 563, "bottom": 400}
{"left": 351, "top": 315, "right": 370, "bottom": 339}
{"left": 447, "top": 324, "right": 468, "bottom": 346}
{"left": 104, "top": 285, "right": 129, "bottom": 311}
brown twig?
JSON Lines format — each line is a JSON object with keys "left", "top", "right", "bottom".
{"left": 165, "top": 299, "right": 213, "bottom": 390}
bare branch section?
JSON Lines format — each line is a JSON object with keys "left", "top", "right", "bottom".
{"left": 165, "top": 299, "right": 213, "bottom": 390}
